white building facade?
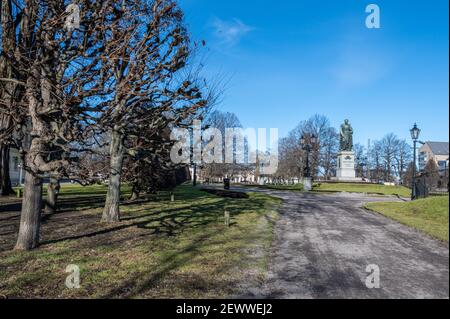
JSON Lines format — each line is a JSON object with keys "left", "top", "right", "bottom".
{"left": 8, "top": 148, "right": 24, "bottom": 186}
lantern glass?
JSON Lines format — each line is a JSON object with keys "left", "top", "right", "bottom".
{"left": 410, "top": 123, "right": 420, "bottom": 140}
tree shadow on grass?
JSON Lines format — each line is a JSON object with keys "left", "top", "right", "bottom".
{"left": 0, "top": 203, "right": 21, "bottom": 215}
{"left": 39, "top": 200, "right": 222, "bottom": 245}
{"left": 0, "top": 188, "right": 273, "bottom": 297}
{"left": 39, "top": 195, "right": 267, "bottom": 247}
{"left": 41, "top": 193, "right": 169, "bottom": 223}
{"left": 99, "top": 229, "right": 232, "bottom": 298}
{"left": 1, "top": 185, "right": 268, "bottom": 258}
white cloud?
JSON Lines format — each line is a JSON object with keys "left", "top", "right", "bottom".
{"left": 211, "top": 17, "right": 254, "bottom": 45}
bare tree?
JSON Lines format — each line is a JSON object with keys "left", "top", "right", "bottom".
{"left": 98, "top": 0, "right": 207, "bottom": 222}
{"left": 354, "top": 143, "right": 366, "bottom": 178}
{"left": 424, "top": 158, "right": 440, "bottom": 191}
{"left": 368, "top": 134, "right": 412, "bottom": 184}
{"left": 394, "top": 139, "right": 412, "bottom": 184}
{"left": 277, "top": 115, "right": 338, "bottom": 181}
{"left": 202, "top": 110, "right": 244, "bottom": 181}
{"left": 380, "top": 133, "right": 399, "bottom": 182}
{"left": 1, "top": 0, "right": 115, "bottom": 250}
{"left": 369, "top": 140, "right": 384, "bottom": 182}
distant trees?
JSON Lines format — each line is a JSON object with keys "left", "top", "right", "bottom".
{"left": 367, "top": 134, "right": 413, "bottom": 184}
{"left": 403, "top": 162, "right": 415, "bottom": 189}
{"left": 394, "top": 140, "right": 412, "bottom": 183}
{"left": 276, "top": 117, "right": 414, "bottom": 185}
{"left": 277, "top": 135, "right": 302, "bottom": 182}
{"left": 97, "top": 0, "right": 207, "bottom": 222}
{"left": 277, "top": 114, "right": 338, "bottom": 182}
{"left": 424, "top": 159, "right": 440, "bottom": 190}
{"left": 201, "top": 111, "right": 246, "bottom": 181}
{"left": 354, "top": 143, "right": 366, "bottom": 178}
{"left": 319, "top": 125, "right": 339, "bottom": 180}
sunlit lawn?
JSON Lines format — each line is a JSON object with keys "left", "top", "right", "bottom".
{"left": 313, "top": 182, "right": 411, "bottom": 197}
{"left": 365, "top": 196, "right": 449, "bottom": 242}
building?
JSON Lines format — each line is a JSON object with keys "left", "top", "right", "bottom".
{"left": 8, "top": 148, "right": 24, "bottom": 186}
{"left": 419, "top": 141, "right": 449, "bottom": 174}
{"left": 189, "top": 165, "right": 257, "bottom": 184}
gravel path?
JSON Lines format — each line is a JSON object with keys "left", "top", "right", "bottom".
{"left": 235, "top": 187, "right": 449, "bottom": 299}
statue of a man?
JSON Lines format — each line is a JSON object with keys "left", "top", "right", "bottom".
{"left": 340, "top": 119, "right": 353, "bottom": 151}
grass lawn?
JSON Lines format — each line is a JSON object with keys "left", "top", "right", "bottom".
{"left": 365, "top": 196, "right": 449, "bottom": 242}
{"left": 313, "top": 182, "right": 411, "bottom": 197}
{"left": 0, "top": 184, "right": 281, "bottom": 298}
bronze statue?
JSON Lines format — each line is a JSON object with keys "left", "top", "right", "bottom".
{"left": 340, "top": 119, "right": 353, "bottom": 152}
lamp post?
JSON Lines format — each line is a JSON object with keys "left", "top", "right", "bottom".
{"left": 17, "top": 163, "right": 23, "bottom": 187}
{"left": 359, "top": 157, "right": 368, "bottom": 181}
{"left": 301, "top": 134, "right": 318, "bottom": 190}
{"left": 410, "top": 123, "right": 421, "bottom": 200}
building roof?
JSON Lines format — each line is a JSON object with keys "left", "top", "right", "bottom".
{"left": 426, "top": 142, "right": 449, "bottom": 156}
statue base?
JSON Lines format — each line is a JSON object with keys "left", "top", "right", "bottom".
{"left": 334, "top": 151, "right": 362, "bottom": 182}
{"left": 303, "top": 177, "right": 312, "bottom": 191}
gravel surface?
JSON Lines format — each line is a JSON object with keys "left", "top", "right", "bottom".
{"left": 234, "top": 187, "right": 449, "bottom": 299}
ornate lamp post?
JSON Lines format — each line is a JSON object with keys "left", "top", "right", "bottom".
{"left": 17, "top": 163, "right": 24, "bottom": 186}
{"left": 410, "top": 123, "right": 421, "bottom": 200}
{"left": 301, "top": 134, "right": 318, "bottom": 190}
{"left": 357, "top": 156, "right": 368, "bottom": 180}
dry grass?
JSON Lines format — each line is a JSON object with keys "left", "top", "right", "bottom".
{"left": 0, "top": 185, "right": 280, "bottom": 298}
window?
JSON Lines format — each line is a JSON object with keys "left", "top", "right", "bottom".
{"left": 418, "top": 152, "right": 428, "bottom": 171}
{"left": 438, "top": 161, "right": 447, "bottom": 169}
{"left": 13, "top": 157, "right": 19, "bottom": 171}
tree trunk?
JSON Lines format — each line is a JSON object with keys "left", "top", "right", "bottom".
{"left": 0, "top": 144, "right": 14, "bottom": 195}
{"left": 44, "top": 175, "right": 60, "bottom": 214}
{"left": 14, "top": 170, "right": 42, "bottom": 250}
{"left": 102, "top": 129, "right": 125, "bottom": 222}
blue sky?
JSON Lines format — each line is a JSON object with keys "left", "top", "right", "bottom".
{"left": 179, "top": 0, "right": 449, "bottom": 147}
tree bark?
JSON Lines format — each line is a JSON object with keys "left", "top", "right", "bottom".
{"left": 102, "top": 129, "right": 125, "bottom": 222}
{"left": 44, "top": 175, "right": 60, "bottom": 214}
{"left": 0, "top": 144, "right": 14, "bottom": 195}
{"left": 14, "top": 170, "right": 42, "bottom": 250}
{"left": 14, "top": 75, "right": 47, "bottom": 250}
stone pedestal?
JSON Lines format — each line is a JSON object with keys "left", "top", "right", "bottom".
{"left": 336, "top": 151, "right": 362, "bottom": 182}
{"left": 303, "top": 177, "right": 312, "bottom": 191}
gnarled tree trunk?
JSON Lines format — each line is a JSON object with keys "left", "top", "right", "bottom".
{"left": 44, "top": 175, "right": 60, "bottom": 214}
{"left": 14, "top": 170, "right": 42, "bottom": 250}
{"left": 102, "top": 129, "right": 125, "bottom": 222}
{"left": 14, "top": 81, "right": 46, "bottom": 250}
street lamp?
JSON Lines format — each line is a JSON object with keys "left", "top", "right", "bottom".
{"left": 357, "top": 156, "right": 368, "bottom": 180}
{"left": 410, "top": 123, "right": 421, "bottom": 200}
{"left": 301, "top": 133, "right": 318, "bottom": 179}
{"left": 17, "top": 163, "right": 24, "bottom": 186}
